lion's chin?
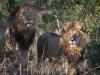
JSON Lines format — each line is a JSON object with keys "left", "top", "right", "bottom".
{"left": 70, "top": 44, "right": 77, "bottom": 47}
{"left": 66, "top": 46, "right": 82, "bottom": 56}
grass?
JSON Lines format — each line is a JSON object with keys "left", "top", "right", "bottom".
{"left": 0, "top": 54, "right": 100, "bottom": 75}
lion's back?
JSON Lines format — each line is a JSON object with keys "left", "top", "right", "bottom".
{"left": 37, "top": 32, "right": 63, "bottom": 61}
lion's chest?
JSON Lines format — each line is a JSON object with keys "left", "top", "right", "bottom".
{"left": 14, "top": 30, "right": 35, "bottom": 49}
{"left": 22, "top": 30, "right": 34, "bottom": 41}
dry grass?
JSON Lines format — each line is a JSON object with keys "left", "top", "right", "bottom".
{"left": 0, "top": 56, "right": 73, "bottom": 75}
{"left": 0, "top": 55, "right": 100, "bottom": 75}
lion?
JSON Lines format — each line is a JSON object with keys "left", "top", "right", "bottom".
{"left": 8, "top": 2, "right": 38, "bottom": 67}
{"left": 60, "top": 27, "right": 90, "bottom": 64}
{"left": 37, "top": 22, "right": 90, "bottom": 64}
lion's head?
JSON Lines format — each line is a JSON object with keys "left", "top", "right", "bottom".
{"left": 9, "top": 3, "right": 38, "bottom": 34}
{"left": 60, "top": 22, "right": 90, "bottom": 63}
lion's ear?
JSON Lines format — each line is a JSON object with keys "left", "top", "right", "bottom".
{"left": 82, "top": 22, "right": 86, "bottom": 32}
{"left": 63, "top": 23, "right": 68, "bottom": 32}
{"left": 74, "top": 21, "right": 86, "bottom": 32}
{"left": 63, "top": 22, "right": 74, "bottom": 33}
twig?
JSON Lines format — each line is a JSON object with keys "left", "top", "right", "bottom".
{"left": 55, "top": 15, "right": 61, "bottom": 34}
{"left": 82, "top": 66, "right": 100, "bottom": 75}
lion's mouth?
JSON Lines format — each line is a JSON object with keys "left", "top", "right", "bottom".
{"left": 25, "top": 20, "right": 34, "bottom": 28}
{"left": 25, "top": 21, "right": 34, "bottom": 28}
{"left": 69, "top": 41, "right": 77, "bottom": 47}
{"left": 26, "top": 23, "right": 33, "bottom": 28}
{"left": 24, "top": 23, "right": 33, "bottom": 31}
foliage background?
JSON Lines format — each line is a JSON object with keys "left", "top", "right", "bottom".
{"left": 0, "top": 0, "right": 100, "bottom": 65}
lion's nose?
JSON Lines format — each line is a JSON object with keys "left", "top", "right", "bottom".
{"left": 25, "top": 12, "right": 32, "bottom": 21}
{"left": 70, "top": 37, "right": 74, "bottom": 41}
{"left": 26, "top": 16, "right": 32, "bottom": 21}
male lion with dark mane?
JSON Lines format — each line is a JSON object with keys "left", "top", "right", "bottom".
{"left": 8, "top": 2, "right": 38, "bottom": 67}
